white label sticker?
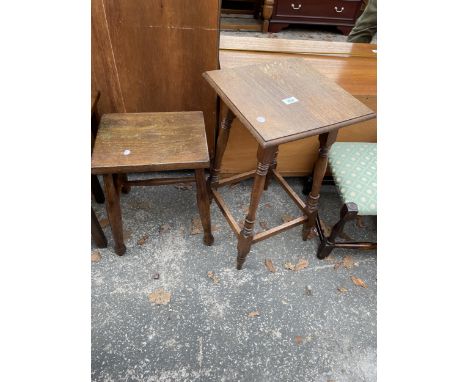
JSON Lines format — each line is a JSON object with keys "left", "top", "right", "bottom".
{"left": 123, "top": 149, "right": 131, "bottom": 156}
{"left": 282, "top": 96, "right": 299, "bottom": 105}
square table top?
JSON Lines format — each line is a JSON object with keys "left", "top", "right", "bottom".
{"left": 91, "top": 111, "right": 210, "bottom": 174}
{"left": 203, "top": 58, "right": 376, "bottom": 148}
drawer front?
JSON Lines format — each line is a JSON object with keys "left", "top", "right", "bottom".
{"left": 276, "top": 0, "right": 362, "bottom": 20}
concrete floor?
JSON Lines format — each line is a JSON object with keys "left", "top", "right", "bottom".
{"left": 92, "top": 174, "right": 377, "bottom": 381}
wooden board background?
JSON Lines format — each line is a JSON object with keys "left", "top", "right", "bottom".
{"left": 91, "top": 0, "right": 221, "bottom": 155}
{"left": 218, "top": 36, "right": 377, "bottom": 175}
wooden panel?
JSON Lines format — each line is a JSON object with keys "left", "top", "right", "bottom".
{"left": 92, "top": 0, "right": 221, "bottom": 154}
{"left": 218, "top": 36, "right": 376, "bottom": 175}
{"left": 91, "top": 0, "right": 125, "bottom": 114}
{"left": 204, "top": 58, "right": 375, "bottom": 146}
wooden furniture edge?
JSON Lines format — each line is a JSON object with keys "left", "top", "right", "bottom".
{"left": 91, "top": 161, "right": 211, "bottom": 175}
{"left": 219, "top": 35, "right": 377, "bottom": 57}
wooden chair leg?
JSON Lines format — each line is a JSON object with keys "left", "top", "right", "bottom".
{"left": 317, "top": 203, "right": 358, "bottom": 259}
{"left": 302, "top": 130, "right": 338, "bottom": 240}
{"left": 91, "top": 207, "right": 107, "bottom": 248}
{"left": 209, "top": 110, "right": 235, "bottom": 193}
{"left": 195, "top": 168, "right": 214, "bottom": 246}
{"left": 103, "top": 174, "right": 126, "bottom": 256}
{"left": 264, "top": 148, "right": 278, "bottom": 191}
{"left": 91, "top": 175, "right": 105, "bottom": 204}
{"left": 237, "top": 145, "right": 277, "bottom": 270}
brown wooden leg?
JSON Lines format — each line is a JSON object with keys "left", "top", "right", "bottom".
{"left": 237, "top": 145, "right": 277, "bottom": 270}
{"left": 210, "top": 109, "right": 235, "bottom": 191}
{"left": 120, "top": 174, "right": 131, "bottom": 194}
{"left": 195, "top": 168, "right": 214, "bottom": 246}
{"left": 317, "top": 203, "right": 358, "bottom": 259}
{"left": 103, "top": 174, "right": 126, "bottom": 255}
{"left": 264, "top": 147, "right": 278, "bottom": 190}
{"left": 91, "top": 175, "right": 105, "bottom": 203}
{"left": 302, "top": 130, "right": 338, "bottom": 240}
{"left": 91, "top": 207, "right": 107, "bottom": 248}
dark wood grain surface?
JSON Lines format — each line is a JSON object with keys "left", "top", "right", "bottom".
{"left": 91, "top": 111, "right": 210, "bottom": 174}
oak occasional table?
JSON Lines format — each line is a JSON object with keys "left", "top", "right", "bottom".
{"left": 203, "top": 58, "right": 376, "bottom": 269}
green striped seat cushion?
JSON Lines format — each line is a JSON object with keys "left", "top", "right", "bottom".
{"left": 328, "top": 142, "right": 377, "bottom": 215}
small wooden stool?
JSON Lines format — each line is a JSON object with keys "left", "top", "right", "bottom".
{"left": 203, "top": 58, "right": 376, "bottom": 269}
{"left": 91, "top": 111, "right": 214, "bottom": 255}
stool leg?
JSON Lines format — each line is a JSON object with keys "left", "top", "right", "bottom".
{"left": 91, "top": 207, "right": 107, "bottom": 248}
{"left": 264, "top": 148, "right": 278, "bottom": 191}
{"left": 237, "top": 145, "right": 277, "bottom": 270}
{"left": 91, "top": 175, "right": 105, "bottom": 203}
{"left": 317, "top": 203, "right": 358, "bottom": 259}
{"left": 209, "top": 110, "right": 235, "bottom": 192}
{"left": 103, "top": 174, "right": 126, "bottom": 256}
{"left": 120, "top": 174, "right": 131, "bottom": 194}
{"left": 302, "top": 131, "right": 338, "bottom": 241}
{"left": 195, "top": 168, "right": 214, "bottom": 246}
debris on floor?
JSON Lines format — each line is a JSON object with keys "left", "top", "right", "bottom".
{"left": 284, "top": 258, "right": 309, "bottom": 271}
{"left": 351, "top": 275, "right": 368, "bottom": 288}
{"left": 207, "top": 271, "right": 220, "bottom": 284}
{"left": 148, "top": 288, "right": 171, "bottom": 305}
{"left": 247, "top": 311, "right": 260, "bottom": 318}
{"left": 91, "top": 250, "right": 101, "bottom": 263}
{"left": 264, "top": 258, "right": 276, "bottom": 273}
{"left": 190, "top": 217, "right": 203, "bottom": 235}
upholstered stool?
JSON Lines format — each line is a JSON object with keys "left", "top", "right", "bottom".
{"left": 91, "top": 111, "right": 214, "bottom": 255}
{"left": 317, "top": 142, "right": 377, "bottom": 259}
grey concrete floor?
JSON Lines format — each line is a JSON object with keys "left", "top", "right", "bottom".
{"left": 92, "top": 174, "right": 377, "bottom": 382}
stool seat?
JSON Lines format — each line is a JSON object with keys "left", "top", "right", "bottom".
{"left": 328, "top": 142, "right": 377, "bottom": 215}
{"left": 91, "top": 111, "right": 210, "bottom": 175}
{"left": 90, "top": 110, "right": 214, "bottom": 256}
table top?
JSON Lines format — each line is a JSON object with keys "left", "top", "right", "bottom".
{"left": 204, "top": 58, "right": 376, "bottom": 148}
{"left": 91, "top": 111, "right": 210, "bottom": 174}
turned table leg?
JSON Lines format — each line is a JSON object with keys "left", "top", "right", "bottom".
{"left": 302, "top": 131, "right": 338, "bottom": 240}
{"left": 209, "top": 110, "right": 235, "bottom": 192}
{"left": 264, "top": 147, "right": 278, "bottom": 191}
{"left": 237, "top": 145, "right": 277, "bottom": 270}
{"left": 103, "top": 174, "right": 126, "bottom": 255}
{"left": 91, "top": 207, "right": 107, "bottom": 248}
{"left": 195, "top": 168, "right": 214, "bottom": 246}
